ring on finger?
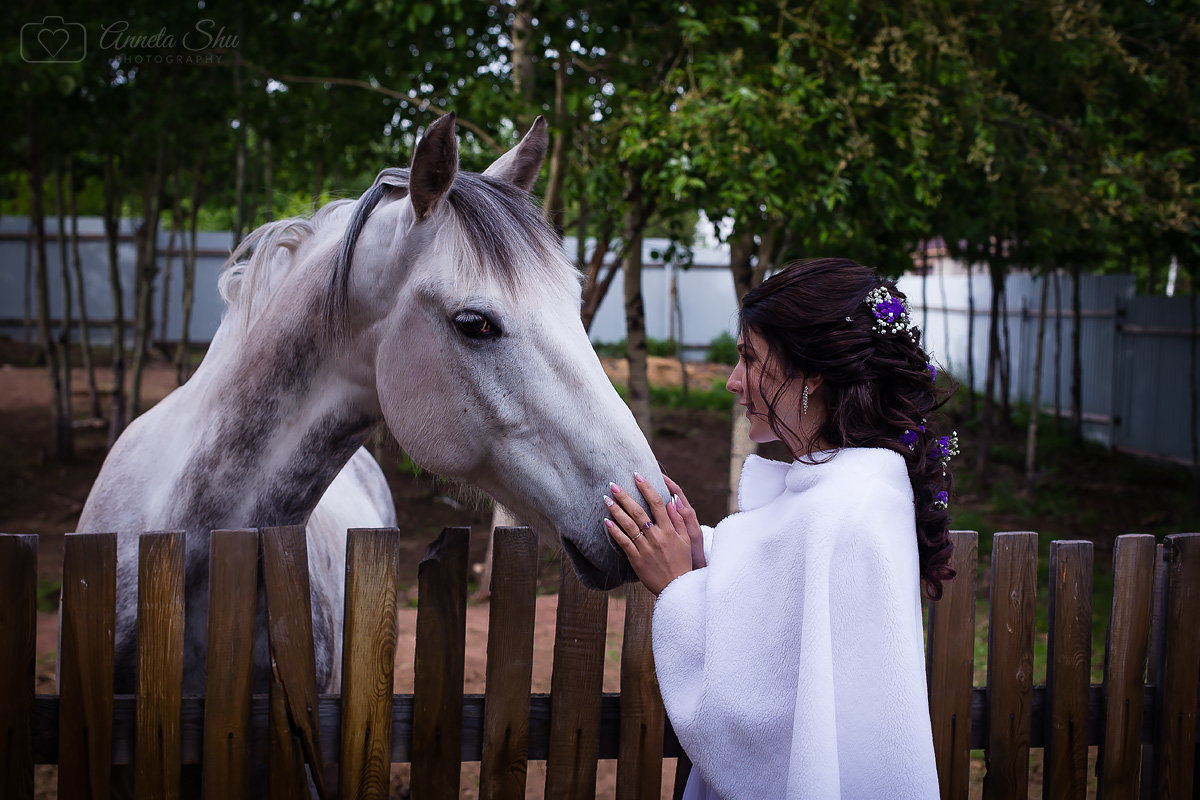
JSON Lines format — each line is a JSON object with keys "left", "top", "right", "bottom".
{"left": 640, "top": 520, "right": 653, "bottom": 530}
{"left": 633, "top": 531, "right": 645, "bottom": 541}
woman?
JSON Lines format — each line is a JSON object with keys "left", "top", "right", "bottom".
{"left": 605, "top": 258, "right": 954, "bottom": 799}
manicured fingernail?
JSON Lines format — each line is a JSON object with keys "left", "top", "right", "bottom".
{"left": 603, "top": 495, "right": 614, "bottom": 507}
{"left": 610, "top": 482, "right": 623, "bottom": 494}
{"left": 634, "top": 472, "right": 646, "bottom": 483}
{"left": 673, "top": 493, "right": 680, "bottom": 506}
{"left": 667, "top": 498, "right": 676, "bottom": 511}
{"left": 604, "top": 519, "right": 615, "bottom": 529}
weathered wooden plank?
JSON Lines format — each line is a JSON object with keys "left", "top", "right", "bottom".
{"left": 927, "top": 530, "right": 978, "bottom": 800}
{"left": 58, "top": 532, "right": 117, "bottom": 800}
{"left": 411, "top": 527, "right": 470, "bottom": 800}
{"left": 616, "top": 582, "right": 664, "bottom": 800}
{"left": 1097, "top": 534, "right": 1155, "bottom": 800}
{"left": 1154, "top": 533, "right": 1200, "bottom": 800}
{"left": 1044, "top": 540, "right": 1093, "bottom": 799}
{"left": 339, "top": 528, "right": 401, "bottom": 800}
{"left": 261, "top": 525, "right": 324, "bottom": 800}
{"left": 201, "top": 530, "right": 259, "bottom": 800}
{"left": 479, "top": 527, "right": 538, "bottom": 800}
{"left": 0, "top": 534, "right": 37, "bottom": 800}
{"left": 135, "top": 531, "right": 185, "bottom": 800}
{"left": 983, "top": 531, "right": 1037, "bottom": 800}
{"left": 1140, "top": 542, "right": 1168, "bottom": 799}
{"left": 545, "top": 555, "right": 608, "bottom": 800}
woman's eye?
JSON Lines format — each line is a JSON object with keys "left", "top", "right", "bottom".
{"left": 453, "top": 310, "right": 501, "bottom": 340}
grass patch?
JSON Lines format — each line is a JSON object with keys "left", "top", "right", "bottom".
{"left": 37, "top": 578, "right": 61, "bottom": 612}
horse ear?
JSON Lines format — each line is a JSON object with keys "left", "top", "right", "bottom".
{"left": 410, "top": 113, "right": 458, "bottom": 219}
{"left": 483, "top": 116, "right": 547, "bottom": 192}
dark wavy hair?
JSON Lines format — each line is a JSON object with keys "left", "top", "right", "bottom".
{"left": 738, "top": 257, "right": 956, "bottom": 599}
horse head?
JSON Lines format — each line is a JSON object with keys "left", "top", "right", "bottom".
{"left": 327, "top": 114, "right": 664, "bottom": 589}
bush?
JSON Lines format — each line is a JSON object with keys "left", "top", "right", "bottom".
{"left": 706, "top": 331, "right": 739, "bottom": 365}
{"left": 593, "top": 337, "right": 680, "bottom": 358}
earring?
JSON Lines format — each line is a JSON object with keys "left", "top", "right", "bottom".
{"left": 802, "top": 384, "right": 809, "bottom": 416}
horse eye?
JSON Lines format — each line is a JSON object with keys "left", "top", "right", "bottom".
{"left": 453, "top": 310, "right": 501, "bottom": 340}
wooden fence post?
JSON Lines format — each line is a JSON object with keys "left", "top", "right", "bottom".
{"left": 545, "top": 556, "right": 608, "bottom": 800}
{"left": 1153, "top": 533, "right": 1200, "bottom": 799}
{"left": 616, "top": 582, "right": 665, "bottom": 800}
{"left": 412, "top": 527, "right": 470, "bottom": 800}
{"left": 202, "top": 530, "right": 259, "bottom": 800}
{"left": 339, "top": 527, "right": 401, "bottom": 800}
{"left": 927, "top": 530, "right": 979, "bottom": 800}
{"left": 261, "top": 525, "right": 325, "bottom": 800}
{"left": 135, "top": 531, "right": 185, "bottom": 800}
{"left": 480, "top": 527, "right": 538, "bottom": 800}
{"left": 58, "top": 532, "right": 117, "bottom": 800}
{"left": 1097, "top": 533, "right": 1155, "bottom": 800}
{"left": 1043, "top": 540, "right": 1093, "bottom": 798}
{"left": 983, "top": 531, "right": 1038, "bottom": 800}
{"left": 0, "top": 534, "right": 37, "bottom": 800}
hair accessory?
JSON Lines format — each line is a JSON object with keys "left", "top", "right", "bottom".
{"left": 864, "top": 286, "right": 916, "bottom": 338}
{"left": 932, "top": 490, "right": 949, "bottom": 510}
{"left": 935, "top": 431, "right": 960, "bottom": 465}
{"left": 928, "top": 363, "right": 937, "bottom": 381}
{"left": 802, "top": 384, "right": 809, "bottom": 416}
{"left": 900, "top": 425, "right": 926, "bottom": 450}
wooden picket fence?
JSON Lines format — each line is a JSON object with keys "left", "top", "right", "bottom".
{"left": 1, "top": 527, "right": 1197, "bottom": 799}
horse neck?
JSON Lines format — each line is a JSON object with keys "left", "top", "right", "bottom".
{"left": 166, "top": 286, "right": 380, "bottom": 537}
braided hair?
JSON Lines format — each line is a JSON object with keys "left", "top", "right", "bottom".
{"left": 738, "top": 257, "right": 957, "bottom": 599}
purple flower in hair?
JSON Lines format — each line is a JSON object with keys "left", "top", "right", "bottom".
{"left": 928, "top": 363, "right": 937, "bottom": 381}
{"left": 900, "top": 425, "right": 925, "bottom": 450}
{"left": 933, "top": 491, "right": 949, "bottom": 510}
{"left": 935, "top": 431, "right": 961, "bottom": 463}
{"left": 864, "top": 286, "right": 916, "bottom": 338}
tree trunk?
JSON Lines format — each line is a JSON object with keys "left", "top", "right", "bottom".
{"left": 975, "top": 258, "right": 1004, "bottom": 480}
{"left": 52, "top": 162, "right": 76, "bottom": 459}
{"left": 511, "top": 0, "right": 535, "bottom": 121}
{"left": 1053, "top": 270, "right": 1063, "bottom": 433}
{"left": 1070, "top": 262, "right": 1083, "bottom": 443}
{"left": 581, "top": 217, "right": 623, "bottom": 333}
{"left": 24, "top": 218, "right": 34, "bottom": 349}
{"left": 68, "top": 159, "right": 102, "bottom": 419}
{"left": 729, "top": 225, "right": 756, "bottom": 302}
{"left": 1025, "top": 273, "right": 1050, "bottom": 492}
{"left": 159, "top": 204, "right": 178, "bottom": 348}
{"left": 1188, "top": 260, "right": 1198, "bottom": 503}
{"left": 998, "top": 267, "right": 1012, "bottom": 421}
{"left": 177, "top": 144, "right": 206, "bottom": 384}
{"left": 263, "top": 136, "right": 274, "bottom": 222}
{"left": 622, "top": 175, "right": 653, "bottom": 439}
{"left": 541, "top": 52, "right": 567, "bottom": 231}
{"left": 30, "top": 144, "right": 71, "bottom": 460}
{"left": 104, "top": 155, "right": 128, "bottom": 445}
{"left": 966, "top": 260, "right": 977, "bottom": 417}
{"left": 728, "top": 407, "right": 755, "bottom": 514}
{"left": 131, "top": 139, "right": 166, "bottom": 418}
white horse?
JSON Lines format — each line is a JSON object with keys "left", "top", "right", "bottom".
{"left": 77, "top": 115, "right": 666, "bottom": 694}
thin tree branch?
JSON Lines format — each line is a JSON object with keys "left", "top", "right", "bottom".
{"left": 237, "top": 60, "right": 503, "bottom": 153}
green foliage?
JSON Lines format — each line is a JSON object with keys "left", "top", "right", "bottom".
{"left": 612, "top": 379, "right": 733, "bottom": 412}
{"left": 37, "top": 578, "right": 61, "bottom": 613}
{"left": 592, "top": 338, "right": 679, "bottom": 358}
{"left": 705, "top": 332, "right": 739, "bottom": 366}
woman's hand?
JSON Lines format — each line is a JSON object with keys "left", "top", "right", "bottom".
{"left": 663, "top": 474, "right": 705, "bottom": 569}
{"left": 604, "top": 472, "right": 693, "bottom": 595}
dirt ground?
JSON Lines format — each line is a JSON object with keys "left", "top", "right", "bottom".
{"left": 0, "top": 341, "right": 743, "bottom": 798}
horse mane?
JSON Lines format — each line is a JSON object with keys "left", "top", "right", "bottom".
{"left": 219, "top": 199, "right": 355, "bottom": 334}
{"left": 321, "top": 166, "right": 577, "bottom": 341}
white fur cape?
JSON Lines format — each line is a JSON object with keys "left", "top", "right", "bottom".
{"left": 653, "top": 449, "right": 940, "bottom": 799}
